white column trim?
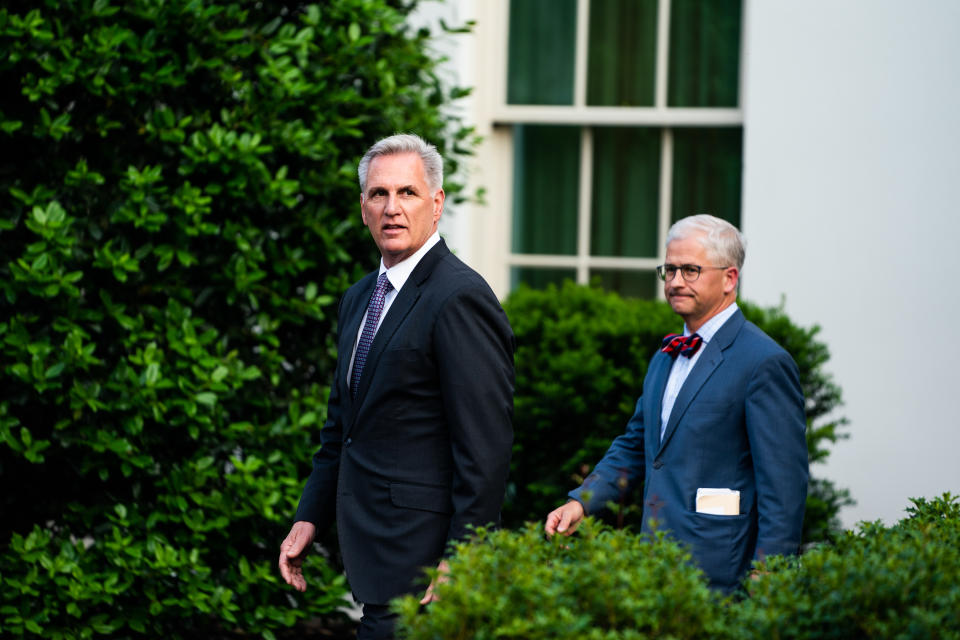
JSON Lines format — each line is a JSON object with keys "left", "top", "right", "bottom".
{"left": 655, "top": 0, "right": 672, "bottom": 108}
{"left": 656, "top": 127, "right": 674, "bottom": 301}
{"left": 574, "top": 0, "right": 590, "bottom": 108}
{"left": 577, "top": 127, "right": 593, "bottom": 283}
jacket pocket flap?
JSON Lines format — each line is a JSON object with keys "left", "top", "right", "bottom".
{"left": 389, "top": 482, "right": 454, "bottom": 515}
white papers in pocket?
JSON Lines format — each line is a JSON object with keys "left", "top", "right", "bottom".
{"left": 696, "top": 488, "right": 740, "bottom": 516}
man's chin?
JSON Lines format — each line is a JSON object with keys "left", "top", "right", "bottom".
{"left": 668, "top": 301, "right": 690, "bottom": 315}
{"left": 377, "top": 242, "right": 416, "bottom": 267}
{"left": 376, "top": 238, "right": 409, "bottom": 255}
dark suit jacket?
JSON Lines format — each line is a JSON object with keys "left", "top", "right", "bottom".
{"left": 570, "top": 308, "right": 808, "bottom": 592}
{"left": 294, "top": 240, "right": 515, "bottom": 604}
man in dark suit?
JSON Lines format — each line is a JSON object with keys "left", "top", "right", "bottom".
{"left": 279, "top": 134, "right": 515, "bottom": 638}
{"left": 545, "top": 214, "right": 808, "bottom": 593}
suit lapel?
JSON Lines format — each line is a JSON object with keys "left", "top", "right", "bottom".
{"left": 657, "top": 309, "right": 745, "bottom": 453}
{"left": 348, "top": 240, "right": 450, "bottom": 413}
{"left": 645, "top": 351, "right": 673, "bottom": 455}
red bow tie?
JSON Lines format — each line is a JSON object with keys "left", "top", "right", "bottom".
{"left": 661, "top": 333, "right": 703, "bottom": 359}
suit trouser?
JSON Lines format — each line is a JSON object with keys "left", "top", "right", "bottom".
{"left": 357, "top": 602, "right": 398, "bottom": 640}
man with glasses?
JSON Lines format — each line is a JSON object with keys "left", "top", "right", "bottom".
{"left": 545, "top": 214, "right": 808, "bottom": 594}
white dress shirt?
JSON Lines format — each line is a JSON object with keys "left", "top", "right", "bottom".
{"left": 346, "top": 231, "right": 442, "bottom": 382}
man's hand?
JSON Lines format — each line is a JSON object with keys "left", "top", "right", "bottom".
{"left": 419, "top": 559, "right": 450, "bottom": 605}
{"left": 544, "top": 500, "right": 585, "bottom": 537}
{"left": 279, "top": 521, "right": 317, "bottom": 592}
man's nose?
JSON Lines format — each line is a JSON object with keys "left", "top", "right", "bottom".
{"left": 384, "top": 193, "right": 401, "bottom": 214}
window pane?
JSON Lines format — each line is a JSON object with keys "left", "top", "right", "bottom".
{"left": 671, "top": 128, "right": 742, "bottom": 227}
{"left": 511, "top": 267, "right": 576, "bottom": 291}
{"left": 508, "top": 0, "right": 577, "bottom": 105}
{"left": 590, "top": 269, "right": 659, "bottom": 299}
{"left": 591, "top": 127, "right": 660, "bottom": 257}
{"left": 668, "top": 0, "right": 742, "bottom": 107}
{"left": 512, "top": 125, "right": 580, "bottom": 255}
{"left": 587, "top": 0, "right": 658, "bottom": 106}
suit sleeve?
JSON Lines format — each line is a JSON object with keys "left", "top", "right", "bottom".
{"left": 292, "top": 297, "right": 348, "bottom": 533}
{"left": 745, "top": 351, "right": 809, "bottom": 559}
{"left": 433, "top": 284, "right": 515, "bottom": 543}
{"left": 569, "top": 395, "right": 646, "bottom": 513}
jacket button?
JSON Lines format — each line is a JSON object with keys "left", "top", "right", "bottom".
{"left": 653, "top": 460, "right": 664, "bottom": 469}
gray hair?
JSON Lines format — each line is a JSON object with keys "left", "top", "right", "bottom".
{"left": 357, "top": 133, "right": 444, "bottom": 194}
{"left": 666, "top": 214, "right": 746, "bottom": 270}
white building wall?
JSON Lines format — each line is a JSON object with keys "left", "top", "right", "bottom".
{"left": 409, "top": 0, "right": 483, "bottom": 272}
{"left": 742, "top": 0, "right": 960, "bottom": 527}
{"left": 417, "top": 0, "right": 960, "bottom": 529}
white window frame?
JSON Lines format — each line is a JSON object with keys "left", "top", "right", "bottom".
{"left": 487, "top": 0, "right": 747, "bottom": 299}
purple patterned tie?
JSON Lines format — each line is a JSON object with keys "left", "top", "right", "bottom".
{"left": 351, "top": 273, "right": 393, "bottom": 398}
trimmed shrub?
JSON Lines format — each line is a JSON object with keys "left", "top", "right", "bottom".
{"left": 393, "top": 519, "right": 727, "bottom": 640}
{"left": 0, "top": 1, "right": 472, "bottom": 637}
{"left": 738, "top": 493, "right": 960, "bottom": 639}
{"left": 393, "top": 494, "right": 960, "bottom": 639}
{"left": 502, "top": 283, "right": 676, "bottom": 530}
{"left": 502, "top": 283, "right": 853, "bottom": 543}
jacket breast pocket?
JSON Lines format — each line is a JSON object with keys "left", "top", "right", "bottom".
{"left": 383, "top": 346, "right": 422, "bottom": 361}
{"left": 691, "top": 399, "right": 734, "bottom": 416}
{"left": 389, "top": 481, "right": 454, "bottom": 515}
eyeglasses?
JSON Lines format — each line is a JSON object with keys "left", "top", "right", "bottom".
{"left": 656, "top": 263, "right": 730, "bottom": 282}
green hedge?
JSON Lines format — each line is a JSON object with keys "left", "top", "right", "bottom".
{"left": 395, "top": 494, "right": 960, "bottom": 639}
{"left": 739, "top": 493, "right": 960, "bottom": 639}
{"left": 395, "top": 521, "right": 725, "bottom": 640}
{"left": 0, "top": 1, "right": 471, "bottom": 637}
{"left": 502, "top": 282, "right": 853, "bottom": 543}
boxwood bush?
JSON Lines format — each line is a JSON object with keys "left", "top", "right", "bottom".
{"left": 394, "top": 519, "right": 726, "bottom": 640}
{"left": 738, "top": 493, "right": 960, "bottom": 639}
{"left": 0, "top": 0, "right": 472, "bottom": 637}
{"left": 502, "top": 282, "right": 853, "bottom": 544}
{"left": 394, "top": 494, "right": 960, "bottom": 639}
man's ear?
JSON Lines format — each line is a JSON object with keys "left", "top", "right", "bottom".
{"left": 432, "top": 188, "right": 445, "bottom": 222}
{"left": 723, "top": 267, "right": 739, "bottom": 294}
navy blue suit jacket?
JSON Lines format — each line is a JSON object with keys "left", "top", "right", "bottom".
{"left": 294, "top": 240, "right": 515, "bottom": 604}
{"left": 570, "top": 308, "right": 808, "bottom": 592}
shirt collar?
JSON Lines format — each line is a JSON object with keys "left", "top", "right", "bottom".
{"left": 378, "top": 231, "right": 441, "bottom": 292}
{"left": 685, "top": 302, "right": 739, "bottom": 343}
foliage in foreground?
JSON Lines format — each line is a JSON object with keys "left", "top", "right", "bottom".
{"left": 740, "top": 493, "right": 960, "bottom": 639}
{"left": 395, "top": 494, "right": 960, "bottom": 640}
{"left": 0, "top": 0, "right": 472, "bottom": 637}
{"left": 394, "top": 519, "right": 723, "bottom": 640}
{"left": 502, "top": 282, "right": 853, "bottom": 543}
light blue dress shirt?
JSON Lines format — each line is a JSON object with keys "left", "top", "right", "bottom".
{"left": 660, "top": 302, "right": 740, "bottom": 440}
